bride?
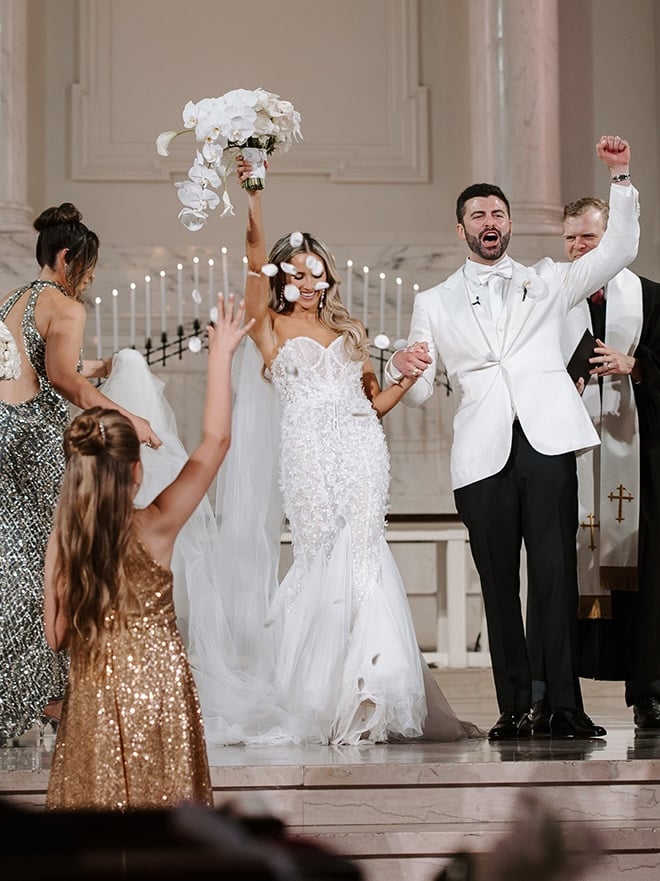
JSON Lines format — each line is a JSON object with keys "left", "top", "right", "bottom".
{"left": 104, "top": 162, "right": 480, "bottom": 745}
{"left": 219, "top": 155, "right": 479, "bottom": 744}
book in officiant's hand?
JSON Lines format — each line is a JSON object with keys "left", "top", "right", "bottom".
{"left": 566, "top": 328, "right": 597, "bottom": 385}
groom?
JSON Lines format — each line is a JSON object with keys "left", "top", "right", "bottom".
{"left": 387, "top": 136, "right": 639, "bottom": 739}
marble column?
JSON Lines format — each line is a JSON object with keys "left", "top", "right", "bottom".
{"left": 468, "top": 0, "right": 562, "bottom": 233}
{"left": 0, "top": 0, "right": 31, "bottom": 231}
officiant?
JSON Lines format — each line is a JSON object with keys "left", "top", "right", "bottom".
{"left": 385, "top": 136, "right": 639, "bottom": 741}
{"left": 528, "top": 196, "right": 660, "bottom": 733}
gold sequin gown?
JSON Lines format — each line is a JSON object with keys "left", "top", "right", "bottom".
{"left": 46, "top": 539, "right": 212, "bottom": 811}
{"left": 0, "top": 282, "right": 70, "bottom": 740}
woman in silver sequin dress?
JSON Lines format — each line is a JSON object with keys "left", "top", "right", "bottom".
{"left": 215, "top": 157, "right": 480, "bottom": 744}
{"left": 0, "top": 203, "right": 161, "bottom": 744}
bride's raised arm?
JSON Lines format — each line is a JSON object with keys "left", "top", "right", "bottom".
{"left": 238, "top": 158, "right": 278, "bottom": 364}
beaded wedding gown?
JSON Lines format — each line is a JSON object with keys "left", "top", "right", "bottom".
{"left": 103, "top": 341, "right": 479, "bottom": 745}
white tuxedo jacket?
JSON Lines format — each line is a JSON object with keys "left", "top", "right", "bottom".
{"left": 391, "top": 184, "right": 640, "bottom": 490}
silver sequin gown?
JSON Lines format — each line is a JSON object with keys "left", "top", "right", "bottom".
{"left": 0, "top": 282, "right": 70, "bottom": 740}
{"left": 269, "top": 336, "right": 476, "bottom": 744}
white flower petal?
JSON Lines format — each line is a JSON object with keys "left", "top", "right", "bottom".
{"left": 188, "top": 336, "right": 203, "bottom": 353}
{"left": 314, "top": 281, "right": 329, "bottom": 291}
{"left": 261, "top": 263, "right": 278, "bottom": 277}
{"left": 289, "top": 231, "right": 304, "bottom": 247}
{"left": 284, "top": 284, "right": 300, "bottom": 302}
{"left": 373, "top": 333, "right": 390, "bottom": 350}
{"left": 156, "top": 130, "right": 179, "bottom": 156}
{"left": 280, "top": 261, "right": 297, "bottom": 275}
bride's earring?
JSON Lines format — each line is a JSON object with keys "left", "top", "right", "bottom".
{"left": 318, "top": 291, "right": 326, "bottom": 312}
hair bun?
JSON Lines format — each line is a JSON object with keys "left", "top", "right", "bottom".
{"left": 33, "top": 202, "right": 83, "bottom": 233}
{"left": 66, "top": 412, "right": 105, "bottom": 456}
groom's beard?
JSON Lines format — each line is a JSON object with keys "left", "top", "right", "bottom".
{"left": 464, "top": 228, "right": 511, "bottom": 263}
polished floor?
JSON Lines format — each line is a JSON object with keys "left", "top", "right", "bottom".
{"left": 2, "top": 668, "right": 658, "bottom": 774}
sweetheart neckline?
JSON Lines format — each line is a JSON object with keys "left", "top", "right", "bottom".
{"left": 278, "top": 334, "right": 343, "bottom": 352}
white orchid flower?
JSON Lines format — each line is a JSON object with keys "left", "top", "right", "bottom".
{"left": 178, "top": 208, "right": 208, "bottom": 232}
{"left": 188, "top": 152, "right": 222, "bottom": 189}
{"left": 175, "top": 180, "right": 219, "bottom": 211}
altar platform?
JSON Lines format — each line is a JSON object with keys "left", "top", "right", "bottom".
{"left": 2, "top": 670, "right": 659, "bottom": 881}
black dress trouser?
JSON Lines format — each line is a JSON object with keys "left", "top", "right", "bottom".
{"left": 454, "top": 421, "right": 583, "bottom": 714}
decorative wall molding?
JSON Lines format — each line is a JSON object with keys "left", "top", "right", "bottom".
{"left": 71, "top": 0, "right": 428, "bottom": 183}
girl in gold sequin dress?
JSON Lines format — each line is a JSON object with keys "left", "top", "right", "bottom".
{"left": 44, "top": 294, "right": 252, "bottom": 811}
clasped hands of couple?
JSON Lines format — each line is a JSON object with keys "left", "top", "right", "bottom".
{"left": 395, "top": 341, "right": 431, "bottom": 379}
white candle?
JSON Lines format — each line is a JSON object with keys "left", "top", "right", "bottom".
{"left": 193, "top": 257, "right": 200, "bottom": 319}
{"left": 362, "top": 266, "right": 369, "bottom": 329}
{"left": 346, "top": 260, "right": 353, "bottom": 314}
{"left": 221, "top": 246, "right": 229, "bottom": 294}
{"left": 129, "top": 282, "right": 136, "bottom": 347}
{"left": 395, "top": 277, "right": 403, "bottom": 340}
{"left": 176, "top": 263, "right": 183, "bottom": 329}
{"left": 159, "top": 270, "right": 167, "bottom": 334}
{"left": 94, "top": 297, "right": 102, "bottom": 360}
{"left": 208, "top": 258, "right": 215, "bottom": 312}
{"left": 144, "top": 275, "right": 152, "bottom": 341}
{"left": 379, "top": 272, "right": 386, "bottom": 332}
{"left": 242, "top": 255, "right": 248, "bottom": 290}
{"left": 112, "top": 288, "right": 119, "bottom": 353}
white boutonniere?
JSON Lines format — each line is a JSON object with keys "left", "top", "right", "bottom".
{"left": 521, "top": 272, "right": 549, "bottom": 302}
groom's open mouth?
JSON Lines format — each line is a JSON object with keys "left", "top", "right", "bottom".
{"left": 480, "top": 230, "right": 501, "bottom": 247}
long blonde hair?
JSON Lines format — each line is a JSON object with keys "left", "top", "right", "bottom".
{"left": 268, "top": 232, "right": 369, "bottom": 361}
{"left": 52, "top": 407, "right": 141, "bottom": 656}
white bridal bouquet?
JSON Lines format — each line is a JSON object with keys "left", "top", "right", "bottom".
{"left": 156, "top": 87, "right": 302, "bottom": 231}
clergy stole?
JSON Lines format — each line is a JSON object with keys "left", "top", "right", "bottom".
{"left": 561, "top": 273, "right": 642, "bottom": 618}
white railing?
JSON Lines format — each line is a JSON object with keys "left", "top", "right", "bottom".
{"left": 89, "top": 251, "right": 421, "bottom": 363}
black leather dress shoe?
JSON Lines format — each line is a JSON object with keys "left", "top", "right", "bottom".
{"left": 549, "top": 709, "right": 607, "bottom": 739}
{"left": 530, "top": 699, "right": 551, "bottom": 736}
{"left": 488, "top": 712, "right": 532, "bottom": 740}
{"left": 633, "top": 696, "right": 660, "bottom": 730}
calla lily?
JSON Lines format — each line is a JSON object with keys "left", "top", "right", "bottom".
{"left": 156, "top": 130, "right": 180, "bottom": 157}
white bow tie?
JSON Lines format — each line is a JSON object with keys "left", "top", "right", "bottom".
{"left": 477, "top": 263, "right": 513, "bottom": 285}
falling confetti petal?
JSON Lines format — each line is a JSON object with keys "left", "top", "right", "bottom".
{"left": 191, "top": 288, "right": 202, "bottom": 304}
{"left": 289, "top": 231, "right": 304, "bottom": 247}
{"left": 209, "top": 306, "right": 218, "bottom": 323}
{"left": 188, "top": 336, "right": 202, "bottom": 353}
{"left": 371, "top": 654, "right": 380, "bottom": 665}
{"left": 357, "top": 678, "right": 365, "bottom": 690}
{"left": 314, "top": 281, "right": 329, "bottom": 291}
{"left": 280, "top": 261, "right": 297, "bottom": 275}
{"left": 284, "top": 284, "right": 300, "bottom": 302}
{"left": 261, "top": 263, "right": 278, "bottom": 277}
{"left": 373, "top": 333, "right": 390, "bottom": 350}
